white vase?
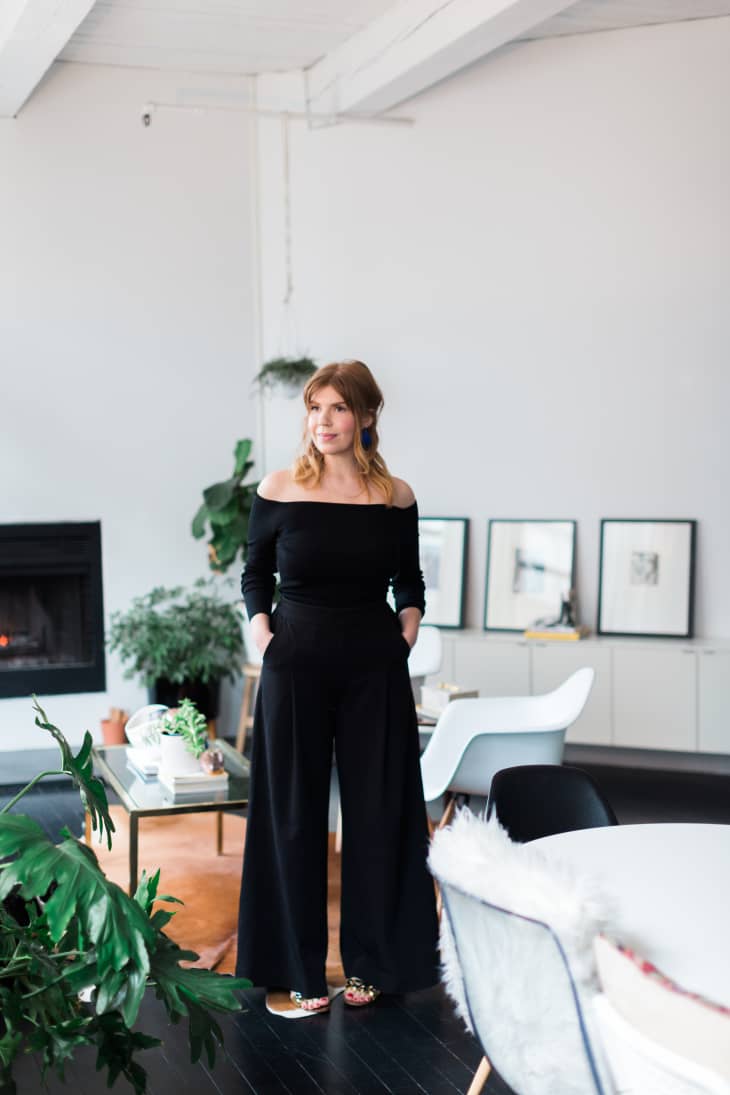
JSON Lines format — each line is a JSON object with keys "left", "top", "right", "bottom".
{"left": 159, "top": 734, "right": 200, "bottom": 776}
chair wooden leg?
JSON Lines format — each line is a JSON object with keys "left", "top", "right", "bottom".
{"left": 466, "top": 1056, "right": 492, "bottom": 1095}
{"left": 437, "top": 793, "right": 456, "bottom": 830}
{"left": 335, "top": 803, "right": 343, "bottom": 854}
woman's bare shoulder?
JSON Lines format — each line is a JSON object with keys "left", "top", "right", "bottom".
{"left": 257, "top": 469, "right": 296, "bottom": 501}
{"left": 390, "top": 477, "right": 416, "bottom": 508}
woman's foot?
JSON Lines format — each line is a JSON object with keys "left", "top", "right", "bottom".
{"left": 343, "top": 976, "right": 381, "bottom": 1007}
{"left": 264, "top": 989, "right": 330, "bottom": 1018}
{"left": 289, "top": 991, "right": 330, "bottom": 1014}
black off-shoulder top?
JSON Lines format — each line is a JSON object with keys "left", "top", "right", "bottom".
{"left": 241, "top": 495, "right": 426, "bottom": 619}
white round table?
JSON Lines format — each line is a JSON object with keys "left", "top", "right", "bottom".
{"left": 532, "top": 823, "right": 730, "bottom": 1008}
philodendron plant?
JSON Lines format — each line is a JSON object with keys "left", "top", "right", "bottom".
{"left": 0, "top": 700, "right": 249, "bottom": 1094}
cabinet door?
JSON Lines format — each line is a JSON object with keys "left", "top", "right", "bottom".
{"left": 698, "top": 649, "right": 730, "bottom": 754}
{"left": 530, "top": 643, "right": 612, "bottom": 745}
{"left": 452, "top": 637, "right": 530, "bottom": 697}
{"left": 613, "top": 646, "right": 696, "bottom": 751}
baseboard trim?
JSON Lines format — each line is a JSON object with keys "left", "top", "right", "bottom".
{"left": 565, "top": 743, "right": 730, "bottom": 776}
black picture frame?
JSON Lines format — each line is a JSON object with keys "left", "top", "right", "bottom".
{"left": 418, "top": 517, "right": 469, "bottom": 629}
{"left": 483, "top": 519, "right": 577, "bottom": 632}
{"left": 597, "top": 519, "right": 696, "bottom": 638}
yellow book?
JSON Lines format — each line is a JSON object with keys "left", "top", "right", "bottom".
{"left": 523, "top": 626, "right": 589, "bottom": 641}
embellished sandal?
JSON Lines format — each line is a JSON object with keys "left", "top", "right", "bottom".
{"left": 289, "top": 991, "right": 330, "bottom": 1014}
{"left": 264, "top": 989, "right": 330, "bottom": 1018}
{"left": 343, "top": 976, "right": 381, "bottom": 1008}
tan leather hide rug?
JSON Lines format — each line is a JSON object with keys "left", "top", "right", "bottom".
{"left": 93, "top": 806, "right": 345, "bottom": 985}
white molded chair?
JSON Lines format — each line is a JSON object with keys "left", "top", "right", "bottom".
{"left": 408, "top": 624, "right": 443, "bottom": 679}
{"left": 407, "top": 624, "right": 442, "bottom": 706}
{"left": 429, "top": 811, "right": 612, "bottom": 1095}
{"left": 420, "top": 668, "right": 594, "bottom": 814}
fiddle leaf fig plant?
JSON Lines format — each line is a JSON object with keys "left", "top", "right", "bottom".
{"left": 0, "top": 699, "right": 249, "bottom": 1094}
{"left": 192, "top": 439, "right": 259, "bottom": 573}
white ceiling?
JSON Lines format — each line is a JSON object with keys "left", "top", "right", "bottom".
{"left": 59, "top": 0, "right": 399, "bottom": 74}
{"left": 2, "top": 0, "right": 729, "bottom": 120}
{"left": 521, "top": 0, "right": 730, "bottom": 40}
{"left": 59, "top": 0, "right": 730, "bottom": 74}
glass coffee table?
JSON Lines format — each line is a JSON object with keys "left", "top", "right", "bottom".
{"left": 89, "top": 741, "right": 250, "bottom": 894}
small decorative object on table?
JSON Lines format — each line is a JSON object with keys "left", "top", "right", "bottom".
{"left": 158, "top": 699, "right": 229, "bottom": 794}
{"left": 524, "top": 589, "right": 590, "bottom": 641}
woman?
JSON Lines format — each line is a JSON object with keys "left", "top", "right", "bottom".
{"left": 236, "top": 360, "right": 439, "bottom": 1016}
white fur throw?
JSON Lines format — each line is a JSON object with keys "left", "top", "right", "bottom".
{"left": 428, "top": 809, "right": 616, "bottom": 1095}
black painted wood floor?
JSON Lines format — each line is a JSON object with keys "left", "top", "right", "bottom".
{"left": 9, "top": 985, "right": 514, "bottom": 1095}
{"left": 3, "top": 758, "right": 730, "bottom": 1094}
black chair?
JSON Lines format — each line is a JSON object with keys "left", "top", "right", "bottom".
{"left": 486, "top": 764, "right": 619, "bottom": 843}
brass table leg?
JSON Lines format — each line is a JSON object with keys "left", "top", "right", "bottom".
{"left": 129, "top": 814, "right": 139, "bottom": 896}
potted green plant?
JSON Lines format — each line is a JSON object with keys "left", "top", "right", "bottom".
{"left": 159, "top": 699, "right": 209, "bottom": 776}
{"left": 107, "top": 578, "right": 244, "bottom": 720}
{"left": 191, "top": 439, "right": 259, "bottom": 573}
{"left": 0, "top": 699, "right": 248, "bottom": 1094}
{"left": 253, "top": 355, "right": 317, "bottom": 396}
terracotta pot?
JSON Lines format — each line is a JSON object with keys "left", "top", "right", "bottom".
{"left": 100, "top": 718, "right": 127, "bottom": 746}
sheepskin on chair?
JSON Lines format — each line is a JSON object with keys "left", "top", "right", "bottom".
{"left": 428, "top": 810, "right": 615, "bottom": 1095}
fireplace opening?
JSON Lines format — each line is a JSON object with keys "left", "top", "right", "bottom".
{"left": 0, "top": 523, "right": 106, "bottom": 699}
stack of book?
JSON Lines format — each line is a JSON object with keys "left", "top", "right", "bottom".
{"left": 126, "top": 747, "right": 160, "bottom": 780}
{"left": 419, "top": 683, "right": 479, "bottom": 720}
{"left": 157, "top": 769, "right": 229, "bottom": 795}
{"left": 523, "top": 625, "right": 589, "bottom": 641}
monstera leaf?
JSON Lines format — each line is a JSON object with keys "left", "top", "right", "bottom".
{"left": 0, "top": 704, "right": 249, "bottom": 1093}
{"left": 31, "top": 698, "right": 115, "bottom": 849}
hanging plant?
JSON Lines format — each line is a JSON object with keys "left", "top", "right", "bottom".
{"left": 253, "top": 356, "right": 317, "bottom": 396}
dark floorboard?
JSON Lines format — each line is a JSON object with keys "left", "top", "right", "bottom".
{"left": 579, "top": 763, "right": 730, "bottom": 825}
{"left": 3, "top": 759, "right": 729, "bottom": 1094}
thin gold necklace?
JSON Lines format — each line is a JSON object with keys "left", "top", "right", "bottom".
{"left": 324, "top": 481, "right": 367, "bottom": 501}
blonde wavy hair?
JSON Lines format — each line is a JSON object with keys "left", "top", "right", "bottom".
{"left": 293, "top": 360, "right": 394, "bottom": 505}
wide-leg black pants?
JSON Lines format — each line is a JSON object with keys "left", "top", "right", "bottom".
{"left": 236, "top": 599, "right": 439, "bottom": 998}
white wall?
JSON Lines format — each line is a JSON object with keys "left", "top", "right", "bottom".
{"left": 256, "top": 16, "right": 730, "bottom": 638}
{"left": 0, "top": 63, "right": 259, "bottom": 748}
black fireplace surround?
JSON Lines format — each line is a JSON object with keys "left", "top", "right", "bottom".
{"left": 0, "top": 522, "right": 106, "bottom": 699}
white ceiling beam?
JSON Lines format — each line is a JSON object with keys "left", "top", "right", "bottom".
{"left": 0, "top": 0, "right": 97, "bottom": 118}
{"left": 306, "top": 0, "right": 579, "bottom": 117}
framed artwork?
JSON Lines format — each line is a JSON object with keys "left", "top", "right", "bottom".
{"left": 597, "top": 519, "right": 696, "bottom": 638}
{"left": 418, "top": 517, "right": 469, "bottom": 629}
{"left": 484, "top": 519, "right": 576, "bottom": 632}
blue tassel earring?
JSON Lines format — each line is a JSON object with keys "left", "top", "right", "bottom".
{"left": 361, "top": 427, "right": 372, "bottom": 450}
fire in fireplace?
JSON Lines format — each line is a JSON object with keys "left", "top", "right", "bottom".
{"left": 0, "top": 523, "right": 105, "bottom": 699}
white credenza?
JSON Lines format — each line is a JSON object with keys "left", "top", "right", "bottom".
{"left": 434, "top": 631, "right": 730, "bottom": 758}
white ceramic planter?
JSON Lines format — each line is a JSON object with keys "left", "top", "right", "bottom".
{"left": 158, "top": 734, "right": 200, "bottom": 776}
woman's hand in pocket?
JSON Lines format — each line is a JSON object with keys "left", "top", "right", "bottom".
{"left": 250, "top": 613, "right": 275, "bottom": 656}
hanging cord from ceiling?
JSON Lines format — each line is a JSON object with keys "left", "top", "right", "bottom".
{"left": 278, "top": 114, "right": 298, "bottom": 358}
